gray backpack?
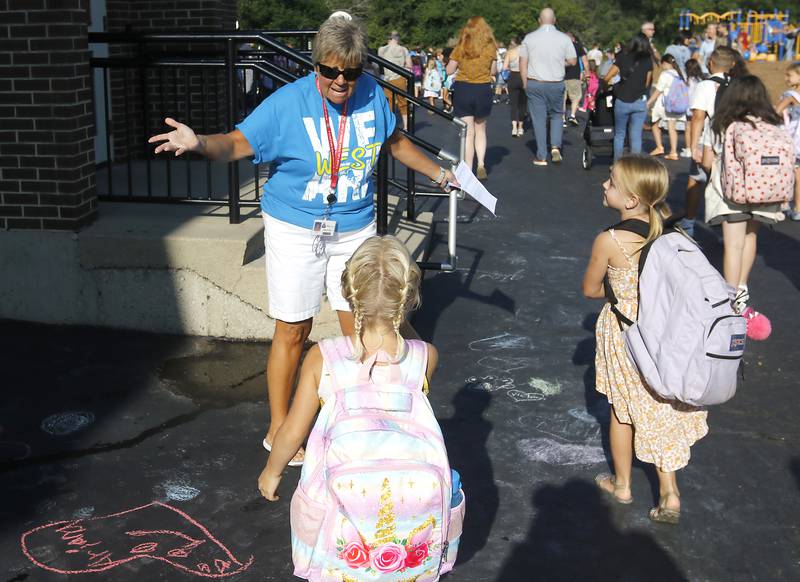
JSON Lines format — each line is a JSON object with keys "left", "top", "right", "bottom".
{"left": 606, "top": 220, "right": 746, "bottom": 406}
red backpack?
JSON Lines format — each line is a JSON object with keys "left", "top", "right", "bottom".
{"left": 721, "top": 117, "right": 795, "bottom": 205}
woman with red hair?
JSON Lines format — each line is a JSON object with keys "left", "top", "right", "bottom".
{"left": 446, "top": 16, "right": 498, "bottom": 180}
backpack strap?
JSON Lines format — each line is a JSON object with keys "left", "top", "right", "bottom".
{"left": 603, "top": 219, "right": 651, "bottom": 329}
{"left": 401, "top": 340, "right": 429, "bottom": 393}
{"left": 317, "top": 337, "right": 356, "bottom": 394}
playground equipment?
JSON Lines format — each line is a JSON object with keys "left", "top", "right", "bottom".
{"left": 679, "top": 9, "right": 799, "bottom": 61}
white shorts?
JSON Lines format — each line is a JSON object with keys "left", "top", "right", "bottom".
{"left": 262, "top": 213, "right": 376, "bottom": 322}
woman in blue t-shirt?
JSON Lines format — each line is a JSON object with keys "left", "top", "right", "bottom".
{"left": 149, "top": 13, "right": 456, "bottom": 466}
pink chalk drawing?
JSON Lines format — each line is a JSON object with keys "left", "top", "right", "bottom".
{"left": 20, "top": 501, "right": 253, "bottom": 577}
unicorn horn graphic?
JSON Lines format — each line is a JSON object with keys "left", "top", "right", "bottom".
{"left": 373, "top": 478, "right": 396, "bottom": 546}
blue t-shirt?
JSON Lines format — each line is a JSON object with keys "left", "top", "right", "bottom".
{"left": 237, "top": 73, "right": 397, "bottom": 232}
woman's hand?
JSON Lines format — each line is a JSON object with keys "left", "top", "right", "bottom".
{"left": 432, "top": 167, "right": 459, "bottom": 192}
{"left": 149, "top": 117, "right": 201, "bottom": 156}
{"left": 258, "top": 465, "right": 282, "bottom": 502}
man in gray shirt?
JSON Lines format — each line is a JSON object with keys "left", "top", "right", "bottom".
{"left": 519, "top": 8, "right": 577, "bottom": 165}
{"left": 378, "top": 31, "right": 413, "bottom": 130}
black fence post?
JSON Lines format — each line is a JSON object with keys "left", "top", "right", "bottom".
{"left": 377, "top": 148, "right": 389, "bottom": 235}
{"left": 226, "top": 37, "right": 240, "bottom": 224}
{"left": 406, "top": 73, "right": 415, "bottom": 222}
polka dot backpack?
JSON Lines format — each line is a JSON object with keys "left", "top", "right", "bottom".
{"left": 721, "top": 115, "right": 795, "bottom": 205}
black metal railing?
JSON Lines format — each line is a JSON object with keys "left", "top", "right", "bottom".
{"left": 88, "top": 31, "right": 463, "bottom": 267}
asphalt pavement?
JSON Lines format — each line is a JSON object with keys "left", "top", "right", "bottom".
{"left": 2, "top": 104, "right": 799, "bottom": 582}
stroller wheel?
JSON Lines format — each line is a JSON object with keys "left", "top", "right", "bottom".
{"left": 582, "top": 147, "right": 592, "bottom": 170}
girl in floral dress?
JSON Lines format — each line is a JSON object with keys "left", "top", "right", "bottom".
{"left": 582, "top": 154, "right": 708, "bottom": 524}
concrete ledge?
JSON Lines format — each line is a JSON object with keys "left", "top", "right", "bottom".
{"left": 1, "top": 196, "right": 434, "bottom": 340}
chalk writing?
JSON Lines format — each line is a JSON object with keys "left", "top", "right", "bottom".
{"left": 469, "top": 333, "right": 534, "bottom": 351}
{"left": 162, "top": 479, "right": 201, "bottom": 502}
{"left": 475, "top": 269, "right": 526, "bottom": 283}
{"left": 477, "top": 356, "right": 538, "bottom": 374}
{"left": 465, "top": 375, "right": 515, "bottom": 392}
{"left": 20, "top": 501, "right": 253, "bottom": 577}
{"left": 517, "top": 437, "right": 605, "bottom": 466}
{"left": 527, "top": 377, "right": 562, "bottom": 397}
{"left": 40, "top": 412, "right": 95, "bottom": 436}
{"left": 507, "top": 390, "right": 545, "bottom": 403}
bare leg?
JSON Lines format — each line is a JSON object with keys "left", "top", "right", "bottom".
{"left": 474, "top": 117, "right": 488, "bottom": 169}
{"left": 685, "top": 178, "right": 703, "bottom": 220}
{"left": 651, "top": 120, "right": 664, "bottom": 153}
{"left": 597, "top": 405, "right": 633, "bottom": 502}
{"left": 461, "top": 115, "right": 475, "bottom": 170}
{"left": 721, "top": 219, "right": 748, "bottom": 287}
{"left": 794, "top": 168, "right": 800, "bottom": 211}
{"left": 655, "top": 467, "right": 681, "bottom": 512}
{"left": 265, "top": 318, "right": 313, "bottom": 442}
{"left": 738, "top": 220, "right": 761, "bottom": 287}
{"left": 667, "top": 120, "right": 679, "bottom": 156}
{"left": 336, "top": 310, "right": 355, "bottom": 337}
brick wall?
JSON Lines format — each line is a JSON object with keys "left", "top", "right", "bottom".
{"left": 0, "top": 0, "right": 97, "bottom": 231}
{"left": 105, "top": 0, "right": 236, "bottom": 162}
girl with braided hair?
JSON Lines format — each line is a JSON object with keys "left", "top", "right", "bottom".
{"left": 259, "top": 235, "right": 439, "bottom": 502}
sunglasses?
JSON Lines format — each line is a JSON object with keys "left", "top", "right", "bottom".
{"left": 317, "top": 63, "right": 362, "bottom": 81}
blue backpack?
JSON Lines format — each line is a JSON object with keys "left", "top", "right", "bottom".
{"left": 664, "top": 76, "right": 690, "bottom": 116}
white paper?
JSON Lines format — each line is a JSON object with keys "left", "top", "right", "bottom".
{"left": 453, "top": 161, "right": 497, "bottom": 215}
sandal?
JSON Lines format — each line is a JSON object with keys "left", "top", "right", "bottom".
{"left": 594, "top": 473, "right": 633, "bottom": 504}
{"left": 649, "top": 505, "right": 680, "bottom": 524}
{"left": 263, "top": 438, "right": 305, "bottom": 467}
{"left": 649, "top": 148, "right": 665, "bottom": 157}
{"left": 664, "top": 153, "right": 679, "bottom": 161}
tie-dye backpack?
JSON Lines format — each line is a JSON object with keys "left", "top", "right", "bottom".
{"left": 290, "top": 337, "right": 465, "bottom": 582}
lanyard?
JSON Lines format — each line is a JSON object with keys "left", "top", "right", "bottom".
{"left": 316, "top": 77, "right": 349, "bottom": 200}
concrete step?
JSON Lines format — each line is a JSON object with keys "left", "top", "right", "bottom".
{"left": 0, "top": 192, "right": 436, "bottom": 340}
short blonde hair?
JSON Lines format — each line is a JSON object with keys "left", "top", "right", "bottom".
{"left": 312, "top": 14, "right": 367, "bottom": 67}
{"left": 341, "top": 236, "right": 422, "bottom": 361}
{"left": 613, "top": 154, "right": 671, "bottom": 248}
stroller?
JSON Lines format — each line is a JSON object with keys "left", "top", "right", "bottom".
{"left": 582, "top": 85, "right": 615, "bottom": 170}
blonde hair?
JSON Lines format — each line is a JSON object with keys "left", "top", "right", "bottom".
{"left": 341, "top": 236, "right": 422, "bottom": 361}
{"left": 312, "top": 13, "right": 367, "bottom": 67}
{"left": 613, "top": 154, "right": 671, "bottom": 248}
{"left": 787, "top": 61, "right": 800, "bottom": 75}
{"left": 454, "top": 16, "right": 497, "bottom": 59}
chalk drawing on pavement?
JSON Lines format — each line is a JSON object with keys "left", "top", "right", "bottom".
{"left": 41, "top": 412, "right": 95, "bottom": 437}
{"left": 20, "top": 501, "right": 253, "bottom": 577}
{"left": 517, "top": 437, "right": 605, "bottom": 466}
{"left": 469, "top": 333, "right": 534, "bottom": 351}
{"left": 161, "top": 479, "right": 202, "bottom": 502}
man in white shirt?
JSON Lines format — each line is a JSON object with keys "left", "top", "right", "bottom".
{"left": 587, "top": 44, "right": 603, "bottom": 67}
{"left": 680, "top": 46, "right": 735, "bottom": 235}
{"left": 641, "top": 21, "right": 662, "bottom": 61}
{"left": 519, "top": 8, "right": 577, "bottom": 166}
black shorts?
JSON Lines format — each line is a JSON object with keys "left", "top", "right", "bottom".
{"left": 452, "top": 81, "right": 493, "bottom": 119}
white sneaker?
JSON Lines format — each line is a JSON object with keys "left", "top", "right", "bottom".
{"left": 733, "top": 285, "right": 749, "bottom": 315}
{"left": 680, "top": 148, "right": 692, "bottom": 158}
{"left": 790, "top": 210, "right": 800, "bottom": 221}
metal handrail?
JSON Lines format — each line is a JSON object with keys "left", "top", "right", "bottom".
{"left": 88, "top": 30, "right": 464, "bottom": 270}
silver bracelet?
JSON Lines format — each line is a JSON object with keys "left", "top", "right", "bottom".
{"left": 433, "top": 167, "right": 446, "bottom": 184}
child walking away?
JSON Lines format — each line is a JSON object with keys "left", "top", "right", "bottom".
{"left": 582, "top": 155, "right": 709, "bottom": 525}
{"left": 581, "top": 60, "right": 600, "bottom": 113}
{"left": 775, "top": 61, "right": 800, "bottom": 221}
{"left": 647, "top": 54, "right": 688, "bottom": 160}
{"left": 423, "top": 59, "right": 443, "bottom": 113}
{"left": 706, "top": 75, "right": 793, "bottom": 317}
{"left": 680, "top": 59, "right": 706, "bottom": 158}
{"left": 412, "top": 55, "right": 423, "bottom": 97}
{"left": 679, "top": 46, "right": 737, "bottom": 237}
{"left": 258, "top": 236, "right": 465, "bottom": 581}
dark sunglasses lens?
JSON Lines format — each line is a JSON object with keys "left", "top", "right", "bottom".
{"left": 343, "top": 66, "right": 362, "bottom": 81}
{"left": 318, "top": 64, "right": 362, "bottom": 81}
{"left": 318, "top": 64, "right": 338, "bottom": 79}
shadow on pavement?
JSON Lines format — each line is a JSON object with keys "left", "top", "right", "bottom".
{"left": 439, "top": 386, "right": 496, "bottom": 567}
{"left": 495, "top": 479, "right": 688, "bottom": 582}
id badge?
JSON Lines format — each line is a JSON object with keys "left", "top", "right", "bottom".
{"left": 313, "top": 219, "right": 337, "bottom": 237}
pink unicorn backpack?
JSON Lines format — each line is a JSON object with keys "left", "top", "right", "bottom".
{"left": 290, "top": 337, "right": 465, "bottom": 582}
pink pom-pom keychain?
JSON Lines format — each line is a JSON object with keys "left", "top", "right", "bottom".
{"left": 741, "top": 307, "right": 772, "bottom": 341}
